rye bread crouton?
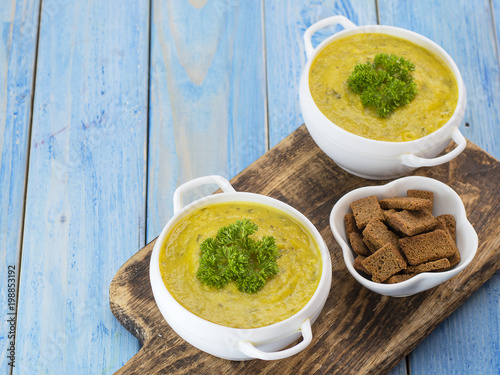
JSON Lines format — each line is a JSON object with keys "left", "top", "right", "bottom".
{"left": 385, "top": 273, "right": 415, "bottom": 284}
{"left": 345, "top": 213, "right": 361, "bottom": 237}
{"left": 379, "top": 197, "right": 432, "bottom": 211}
{"left": 407, "top": 189, "right": 434, "bottom": 209}
{"left": 399, "top": 229, "right": 457, "bottom": 265}
{"left": 363, "top": 237, "right": 378, "bottom": 253}
{"left": 386, "top": 209, "right": 438, "bottom": 236}
{"left": 353, "top": 255, "right": 371, "bottom": 275}
{"left": 349, "top": 232, "right": 372, "bottom": 256}
{"left": 350, "top": 195, "right": 384, "bottom": 230}
{"left": 404, "top": 258, "right": 451, "bottom": 274}
{"left": 363, "top": 219, "right": 401, "bottom": 252}
{"left": 383, "top": 209, "right": 398, "bottom": 222}
{"left": 361, "top": 243, "right": 407, "bottom": 283}
{"left": 446, "top": 250, "right": 461, "bottom": 268}
{"left": 437, "top": 214, "right": 456, "bottom": 242}
{"left": 436, "top": 214, "right": 460, "bottom": 267}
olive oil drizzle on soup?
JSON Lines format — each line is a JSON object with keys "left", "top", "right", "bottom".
{"left": 159, "top": 202, "right": 322, "bottom": 329}
{"left": 309, "top": 33, "right": 459, "bottom": 142}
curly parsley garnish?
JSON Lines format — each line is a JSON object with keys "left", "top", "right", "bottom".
{"left": 347, "top": 53, "right": 418, "bottom": 117}
{"left": 196, "top": 219, "right": 280, "bottom": 293}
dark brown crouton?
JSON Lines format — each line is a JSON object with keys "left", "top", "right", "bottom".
{"left": 437, "top": 214, "right": 456, "bottom": 242}
{"left": 404, "top": 258, "right": 451, "bottom": 274}
{"left": 383, "top": 209, "right": 397, "bottom": 222}
{"left": 350, "top": 195, "right": 384, "bottom": 230}
{"left": 446, "top": 251, "right": 461, "bottom": 268}
{"left": 436, "top": 214, "right": 460, "bottom": 267}
{"left": 353, "top": 255, "right": 371, "bottom": 275}
{"left": 385, "top": 273, "right": 415, "bottom": 284}
{"left": 363, "top": 237, "right": 378, "bottom": 253}
{"left": 386, "top": 209, "right": 438, "bottom": 236}
{"left": 361, "top": 243, "right": 407, "bottom": 283}
{"left": 362, "top": 219, "right": 401, "bottom": 252}
{"left": 399, "top": 230, "right": 457, "bottom": 265}
{"left": 345, "top": 213, "right": 361, "bottom": 237}
{"left": 407, "top": 189, "right": 434, "bottom": 210}
{"left": 379, "top": 197, "right": 432, "bottom": 211}
{"left": 349, "top": 232, "right": 372, "bottom": 256}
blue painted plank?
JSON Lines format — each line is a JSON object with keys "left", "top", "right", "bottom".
{"left": 378, "top": 1, "right": 500, "bottom": 374}
{"left": 13, "top": 0, "right": 149, "bottom": 373}
{"left": 264, "top": 0, "right": 379, "bottom": 147}
{"left": 0, "top": 0, "right": 39, "bottom": 373}
{"left": 147, "top": 0, "right": 267, "bottom": 241}
{"left": 409, "top": 273, "right": 500, "bottom": 375}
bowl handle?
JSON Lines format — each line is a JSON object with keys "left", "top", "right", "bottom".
{"left": 400, "top": 128, "right": 467, "bottom": 168}
{"left": 237, "top": 319, "right": 313, "bottom": 360}
{"left": 173, "top": 175, "right": 236, "bottom": 214}
{"left": 304, "top": 16, "right": 357, "bottom": 59}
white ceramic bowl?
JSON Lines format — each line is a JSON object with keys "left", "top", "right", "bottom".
{"left": 330, "top": 176, "right": 478, "bottom": 297}
{"left": 299, "top": 16, "right": 467, "bottom": 180}
{"left": 150, "top": 175, "right": 332, "bottom": 360}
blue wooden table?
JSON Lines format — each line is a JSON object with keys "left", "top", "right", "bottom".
{"left": 1, "top": 1, "right": 499, "bottom": 374}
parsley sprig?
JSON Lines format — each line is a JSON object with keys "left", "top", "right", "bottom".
{"left": 347, "top": 53, "right": 418, "bottom": 117}
{"left": 196, "top": 219, "right": 280, "bottom": 293}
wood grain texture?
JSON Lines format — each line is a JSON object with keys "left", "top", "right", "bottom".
{"left": 263, "top": 0, "right": 378, "bottom": 147}
{"left": 13, "top": 0, "right": 149, "bottom": 373}
{"left": 110, "top": 125, "right": 500, "bottom": 374}
{"left": 147, "top": 0, "right": 266, "bottom": 242}
{"left": 0, "top": 0, "right": 39, "bottom": 373}
{"left": 378, "top": 1, "right": 500, "bottom": 374}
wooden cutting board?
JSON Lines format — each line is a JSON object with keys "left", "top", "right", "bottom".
{"left": 109, "top": 125, "right": 500, "bottom": 374}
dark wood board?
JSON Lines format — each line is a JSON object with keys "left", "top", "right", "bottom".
{"left": 109, "top": 125, "right": 500, "bottom": 374}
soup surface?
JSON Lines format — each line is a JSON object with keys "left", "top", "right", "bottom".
{"left": 159, "top": 202, "right": 322, "bottom": 329}
{"left": 309, "top": 33, "right": 458, "bottom": 142}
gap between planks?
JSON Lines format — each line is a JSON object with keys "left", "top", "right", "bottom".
{"left": 143, "top": 0, "right": 154, "bottom": 250}
{"left": 12, "top": 0, "right": 43, "bottom": 374}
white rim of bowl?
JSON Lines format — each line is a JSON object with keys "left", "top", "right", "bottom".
{"left": 150, "top": 192, "right": 332, "bottom": 333}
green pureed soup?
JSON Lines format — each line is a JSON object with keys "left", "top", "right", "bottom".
{"left": 309, "top": 33, "right": 459, "bottom": 142}
{"left": 159, "top": 202, "right": 322, "bottom": 329}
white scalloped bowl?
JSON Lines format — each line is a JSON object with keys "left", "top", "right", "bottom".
{"left": 329, "top": 176, "right": 478, "bottom": 297}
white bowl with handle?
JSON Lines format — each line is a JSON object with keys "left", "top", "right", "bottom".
{"left": 299, "top": 16, "right": 467, "bottom": 180}
{"left": 150, "top": 175, "right": 332, "bottom": 360}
